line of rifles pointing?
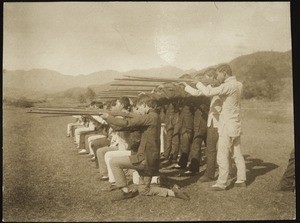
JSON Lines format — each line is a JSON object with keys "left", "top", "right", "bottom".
{"left": 27, "top": 74, "right": 218, "bottom": 116}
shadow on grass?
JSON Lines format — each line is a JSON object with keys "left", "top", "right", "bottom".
{"left": 158, "top": 154, "right": 279, "bottom": 188}
{"left": 159, "top": 168, "right": 204, "bottom": 188}
{"left": 243, "top": 154, "right": 279, "bottom": 186}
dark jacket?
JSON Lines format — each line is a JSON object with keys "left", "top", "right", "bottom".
{"left": 105, "top": 109, "right": 161, "bottom": 176}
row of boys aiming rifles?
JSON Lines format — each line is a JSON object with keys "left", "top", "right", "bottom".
{"left": 29, "top": 64, "right": 294, "bottom": 201}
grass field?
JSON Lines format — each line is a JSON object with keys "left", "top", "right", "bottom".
{"left": 3, "top": 100, "right": 295, "bottom": 221}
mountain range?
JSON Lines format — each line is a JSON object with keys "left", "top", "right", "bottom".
{"left": 3, "top": 66, "right": 194, "bottom": 99}
{"left": 3, "top": 50, "right": 292, "bottom": 101}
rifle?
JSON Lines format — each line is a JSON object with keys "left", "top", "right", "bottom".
{"left": 41, "top": 114, "right": 72, "bottom": 118}
{"left": 27, "top": 108, "right": 136, "bottom": 118}
{"left": 96, "top": 95, "right": 138, "bottom": 99}
{"left": 106, "top": 89, "right": 152, "bottom": 93}
{"left": 115, "top": 76, "right": 220, "bottom": 86}
{"left": 110, "top": 83, "right": 158, "bottom": 87}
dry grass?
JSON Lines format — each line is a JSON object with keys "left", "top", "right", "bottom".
{"left": 3, "top": 100, "right": 295, "bottom": 221}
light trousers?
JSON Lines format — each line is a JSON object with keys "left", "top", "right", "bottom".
{"left": 216, "top": 134, "right": 246, "bottom": 186}
{"left": 160, "top": 124, "right": 166, "bottom": 154}
{"left": 97, "top": 146, "right": 118, "bottom": 176}
{"left": 104, "top": 150, "right": 132, "bottom": 183}
{"left": 74, "top": 127, "right": 94, "bottom": 144}
{"left": 67, "top": 123, "right": 84, "bottom": 137}
{"left": 110, "top": 156, "right": 146, "bottom": 188}
{"left": 67, "top": 123, "right": 80, "bottom": 135}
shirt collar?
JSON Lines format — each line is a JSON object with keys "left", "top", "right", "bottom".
{"left": 224, "top": 76, "right": 236, "bottom": 83}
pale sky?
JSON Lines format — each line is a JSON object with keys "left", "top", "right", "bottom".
{"left": 4, "top": 2, "right": 291, "bottom": 75}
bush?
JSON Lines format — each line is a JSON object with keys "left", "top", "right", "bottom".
{"left": 3, "top": 97, "right": 35, "bottom": 108}
{"left": 78, "top": 94, "right": 86, "bottom": 103}
{"left": 85, "top": 87, "right": 96, "bottom": 100}
{"left": 241, "top": 63, "right": 284, "bottom": 101}
{"left": 15, "top": 97, "right": 35, "bottom": 108}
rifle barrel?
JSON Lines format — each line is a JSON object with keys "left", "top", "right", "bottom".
{"left": 107, "top": 89, "right": 152, "bottom": 92}
{"left": 27, "top": 109, "right": 135, "bottom": 118}
{"left": 110, "top": 83, "right": 158, "bottom": 87}
{"left": 96, "top": 95, "right": 138, "bottom": 98}
{"left": 41, "top": 114, "right": 72, "bottom": 118}
{"left": 115, "top": 78, "right": 195, "bottom": 82}
{"left": 36, "top": 107, "right": 90, "bottom": 111}
{"left": 123, "top": 75, "right": 195, "bottom": 82}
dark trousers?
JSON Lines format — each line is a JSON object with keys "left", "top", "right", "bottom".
{"left": 279, "top": 149, "right": 295, "bottom": 189}
{"left": 164, "top": 128, "right": 174, "bottom": 158}
{"left": 187, "top": 109, "right": 207, "bottom": 172}
{"left": 177, "top": 130, "right": 193, "bottom": 168}
{"left": 204, "top": 125, "right": 219, "bottom": 179}
{"left": 188, "top": 133, "right": 206, "bottom": 172}
{"left": 164, "top": 113, "right": 179, "bottom": 160}
{"left": 164, "top": 128, "right": 180, "bottom": 160}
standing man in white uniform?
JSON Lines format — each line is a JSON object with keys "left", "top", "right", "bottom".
{"left": 194, "top": 64, "right": 246, "bottom": 190}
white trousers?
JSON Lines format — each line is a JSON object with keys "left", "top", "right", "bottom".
{"left": 160, "top": 124, "right": 166, "bottom": 154}
{"left": 104, "top": 150, "right": 131, "bottom": 183}
{"left": 74, "top": 127, "right": 93, "bottom": 144}
{"left": 67, "top": 123, "right": 82, "bottom": 135}
{"left": 216, "top": 134, "right": 246, "bottom": 187}
{"left": 88, "top": 135, "right": 105, "bottom": 143}
{"left": 88, "top": 135, "right": 106, "bottom": 155}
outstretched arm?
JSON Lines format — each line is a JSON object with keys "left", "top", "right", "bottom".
{"left": 104, "top": 114, "right": 155, "bottom": 128}
{"left": 184, "top": 84, "right": 203, "bottom": 96}
{"left": 196, "top": 82, "right": 230, "bottom": 97}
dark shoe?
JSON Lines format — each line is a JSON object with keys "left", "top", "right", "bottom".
{"left": 160, "top": 154, "right": 166, "bottom": 161}
{"left": 172, "top": 186, "right": 190, "bottom": 200}
{"left": 161, "top": 159, "right": 173, "bottom": 166}
{"left": 111, "top": 189, "right": 139, "bottom": 201}
{"left": 199, "top": 176, "right": 214, "bottom": 183}
{"left": 157, "top": 176, "right": 173, "bottom": 188}
{"left": 234, "top": 181, "right": 247, "bottom": 187}
{"left": 102, "top": 184, "right": 119, "bottom": 192}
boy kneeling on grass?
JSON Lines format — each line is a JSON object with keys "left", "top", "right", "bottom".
{"left": 100, "top": 94, "right": 190, "bottom": 201}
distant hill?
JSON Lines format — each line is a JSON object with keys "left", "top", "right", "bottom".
{"left": 3, "top": 66, "right": 187, "bottom": 99}
{"left": 182, "top": 50, "right": 293, "bottom": 100}
{"left": 3, "top": 51, "right": 293, "bottom": 101}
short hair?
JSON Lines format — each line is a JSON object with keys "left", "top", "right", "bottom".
{"left": 118, "top": 97, "right": 131, "bottom": 111}
{"left": 203, "top": 68, "right": 216, "bottom": 78}
{"left": 216, "top": 64, "right": 232, "bottom": 76}
{"left": 136, "top": 94, "right": 158, "bottom": 109}
{"left": 130, "top": 97, "right": 138, "bottom": 107}
{"left": 95, "top": 102, "right": 103, "bottom": 109}
{"left": 107, "top": 99, "right": 117, "bottom": 110}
